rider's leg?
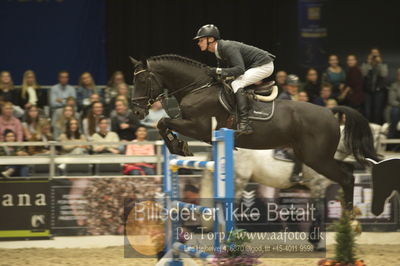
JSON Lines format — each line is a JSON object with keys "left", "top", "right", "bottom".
{"left": 231, "top": 62, "right": 274, "bottom": 134}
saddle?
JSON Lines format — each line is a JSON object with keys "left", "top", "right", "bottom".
{"left": 218, "top": 80, "right": 277, "bottom": 121}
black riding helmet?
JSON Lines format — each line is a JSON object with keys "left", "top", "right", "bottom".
{"left": 193, "top": 24, "right": 221, "bottom": 40}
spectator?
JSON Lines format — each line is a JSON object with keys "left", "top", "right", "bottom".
{"left": 59, "top": 118, "right": 89, "bottom": 154}
{"left": 20, "top": 70, "right": 45, "bottom": 109}
{"left": 52, "top": 105, "right": 78, "bottom": 140}
{"left": 338, "top": 55, "right": 364, "bottom": 111}
{"left": 275, "top": 70, "right": 287, "bottom": 95}
{"left": 28, "top": 119, "right": 53, "bottom": 155}
{"left": 302, "top": 68, "right": 320, "bottom": 101}
{"left": 123, "top": 126, "right": 155, "bottom": 175}
{"left": 278, "top": 74, "right": 299, "bottom": 100}
{"left": 388, "top": 68, "right": 400, "bottom": 139}
{"left": 76, "top": 72, "right": 103, "bottom": 112}
{"left": 91, "top": 117, "right": 120, "bottom": 154}
{"left": 22, "top": 105, "right": 41, "bottom": 140}
{"left": 0, "top": 102, "right": 23, "bottom": 141}
{"left": 50, "top": 71, "right": 76, "bottom": 111}
{"left": 52, "top": 96, "right": 79, "bottom": 129}
{"left": 111, "top": 99, "right": 141, "bottom": 141}
{"left": 108, "top": 83, "right": 130, "bottom": 113}
{"left": 82, "top": 101, "right": 106, "bottom": 139}
{"left": 362, "top": 48, "right": 388, "bottom": 124}
{"left": 81, "top": 93, "right": 101, "bottom": 118}
{"left": 182, "top": 183, "right": 200, "bottom": 205}
{"left": 322, "top": 54, "right": 346, "bottom": 98}
{"left": 297, "top": 91, "right": 309, "bottom": 103}
{"left": 326, "top": 99, "right": 338, "bottom": 109}
{"left": 313, "top": 83, "right": 334, "bottom": 107}
{"left": 0, "top": 129, "right": 29, "bottom": 178}
{"left": 105, "top": 71, "right": 126, "bottom": 104}
{"left": 141, "top": 101, "right": 169, "bottom": 128}
{"left": 0, "top": 71, "right": 20, "bottom": 106}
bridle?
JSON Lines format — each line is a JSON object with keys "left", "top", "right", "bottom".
{"left": 131, "top": 68, "right": 215, "bottom": 111}
{"left": 131, "top": 69, "right": 164, "bottom": 110}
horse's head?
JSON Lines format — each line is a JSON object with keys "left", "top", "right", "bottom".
{"left": 130, "top": 57, "right": 163, "bottom": 119}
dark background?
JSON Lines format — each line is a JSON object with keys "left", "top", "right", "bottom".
{"left": 0, "top": 0, "right": 398, "bottom": 85}
{"left": 106, "top": 0, "right": 400, "bottom": 83}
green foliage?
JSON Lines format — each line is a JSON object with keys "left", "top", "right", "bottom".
{"left": 333, "top": 209, "right": 357, "bottom": 264}
{"left": 330, "top": 190, "right": 358, "bottom": 264}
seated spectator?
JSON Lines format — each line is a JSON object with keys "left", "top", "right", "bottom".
{"left": 141, "top": 101, "right": 169, "bottom": 128}
{"left": 111, "top": 99, "right": 140, "bottom": 141}
{"left": 326, "top": 99, "right": 338, "bottom": 109}
{"left": 80, "top": 93, "right": 101, "bottom": 118}
{"left": 82, "top": 101, "right": 106, "bottom": 140}
{"left": 275, "top": 70, "right": 287, "bottom": 95}
{"left": 28, "top": 119, "right": 53, "bottom": 155}
{"left": 105, "top": 71, "right": 126, "bottom": 104}
{"left": 50, "top": 71, "right": 76, "bottom": 111}
{"left": 76, "top": 72, "right": 103, "bottom": 112}
{"left": 322, "top": 54, "right": 346, "bottom": 98}
{"left": 297, "top": 91, "right": 309, "bottom": 102}
{"left": 313, "top": 83, "right": 334, "bottom": 107}
{"left": 182, "top": 183, "right": 200, "bottom": 205}
{"left": 388, "top": 68, "right": 400, "bottom": 139}
{"left": 52, "top": 96, "right": 78, "bottom": 125}
{"left": 278, "top": 74, "right": 299, "bottom": 100}
{"left": 302, "top": 68, "right": 320, "bottom": 101}
{"left": 123, "top": 127, "right": 155, "bottom": 175}
{"left": 22, "top": 105, "right": 41, "bottom": 140}
{"left": 339, "top": 54, "right": 364, "bottom": 111}
{"left": 0, "top": 102, "right": 23, "bottom": 141}
{"left": 0, "top": 129, "right": 29, "bottom": 178}
{"left": 108, "top": 83, "right": 130, "bottom": 113}
{"left": 0, "top": 71, "right": 20, "bottom": 105}
{"left": 59, "top": 118, "right": 89, "bottom": 154}
{"left": 91, "top": 118, "right": 120, "bottom": 154}
{"left": 52, "top": 105, "right": 78, "bottom": 140}
{"left": 20, "top": 70, "right": 46, "bottom": 109}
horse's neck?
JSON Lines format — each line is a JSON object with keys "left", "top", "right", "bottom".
{"left": 151, "top": 62, "right": 210, "bottom": 102}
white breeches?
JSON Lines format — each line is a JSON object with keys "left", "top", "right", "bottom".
{"left": 231, "top": 62, "right": 274, "bottom": 93}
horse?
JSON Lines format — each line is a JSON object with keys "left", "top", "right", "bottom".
{"left": 129, "top": 54, "right": 379, "bottom": 209}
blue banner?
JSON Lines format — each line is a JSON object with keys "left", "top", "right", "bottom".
{"left": 0, "top": 0, "right": 106, "bottom": 85}
{"left": 298, "top": 0, "right": 327, "bottom": 70}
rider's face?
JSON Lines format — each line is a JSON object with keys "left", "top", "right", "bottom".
{"left": 197, "top": 37, "right": 208, "bottom": 51}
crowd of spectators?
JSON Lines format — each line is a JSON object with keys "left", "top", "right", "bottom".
{"left": 0, "top": 69, "right": 169, "bottom": 178}
{"left": 276, "top": 48, "right": 399, "bottom": 142}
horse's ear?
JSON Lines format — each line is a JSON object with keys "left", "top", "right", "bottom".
{"left": 129, "top": 56, "right": 141, "bottom": 67}
{"left": 142, "top": 59, "right": 149, "bottom": 68}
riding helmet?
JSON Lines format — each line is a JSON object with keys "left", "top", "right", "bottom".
{"left": 193, "top": 24, "right": 221, "bottom": 40}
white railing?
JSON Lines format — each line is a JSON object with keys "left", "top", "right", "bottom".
{"left": 0, "top": 140, "right": 211, "bottom": 179}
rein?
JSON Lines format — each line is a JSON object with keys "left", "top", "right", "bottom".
{"left": 132, "top": 69, "right": 215, "bottom": 109}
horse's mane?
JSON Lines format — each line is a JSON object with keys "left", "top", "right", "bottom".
{"left": 148, "top": 54, "right": 207, "bottom": 69}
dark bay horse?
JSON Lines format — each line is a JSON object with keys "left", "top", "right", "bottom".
{"left": 129, "top": 54, "right": 379, "bottom": 209}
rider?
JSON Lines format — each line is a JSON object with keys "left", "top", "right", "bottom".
{"left": 193, "top": 24, "right": 276, "bottom": 135}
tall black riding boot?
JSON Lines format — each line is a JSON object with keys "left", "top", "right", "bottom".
{"left": 235, "top": 88, "right": 253, "bottom": 135}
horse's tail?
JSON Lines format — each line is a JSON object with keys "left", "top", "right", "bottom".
{"left": 332, "top": 106, "right": 380, "bottom": 165}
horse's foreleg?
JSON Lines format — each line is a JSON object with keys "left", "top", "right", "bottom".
{"left": 157, "top": 117, "right": 209, "bottom": 156}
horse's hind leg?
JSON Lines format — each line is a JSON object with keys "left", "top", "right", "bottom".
{"left": 306, "top": 158, "right": 354, "bottom": 210}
